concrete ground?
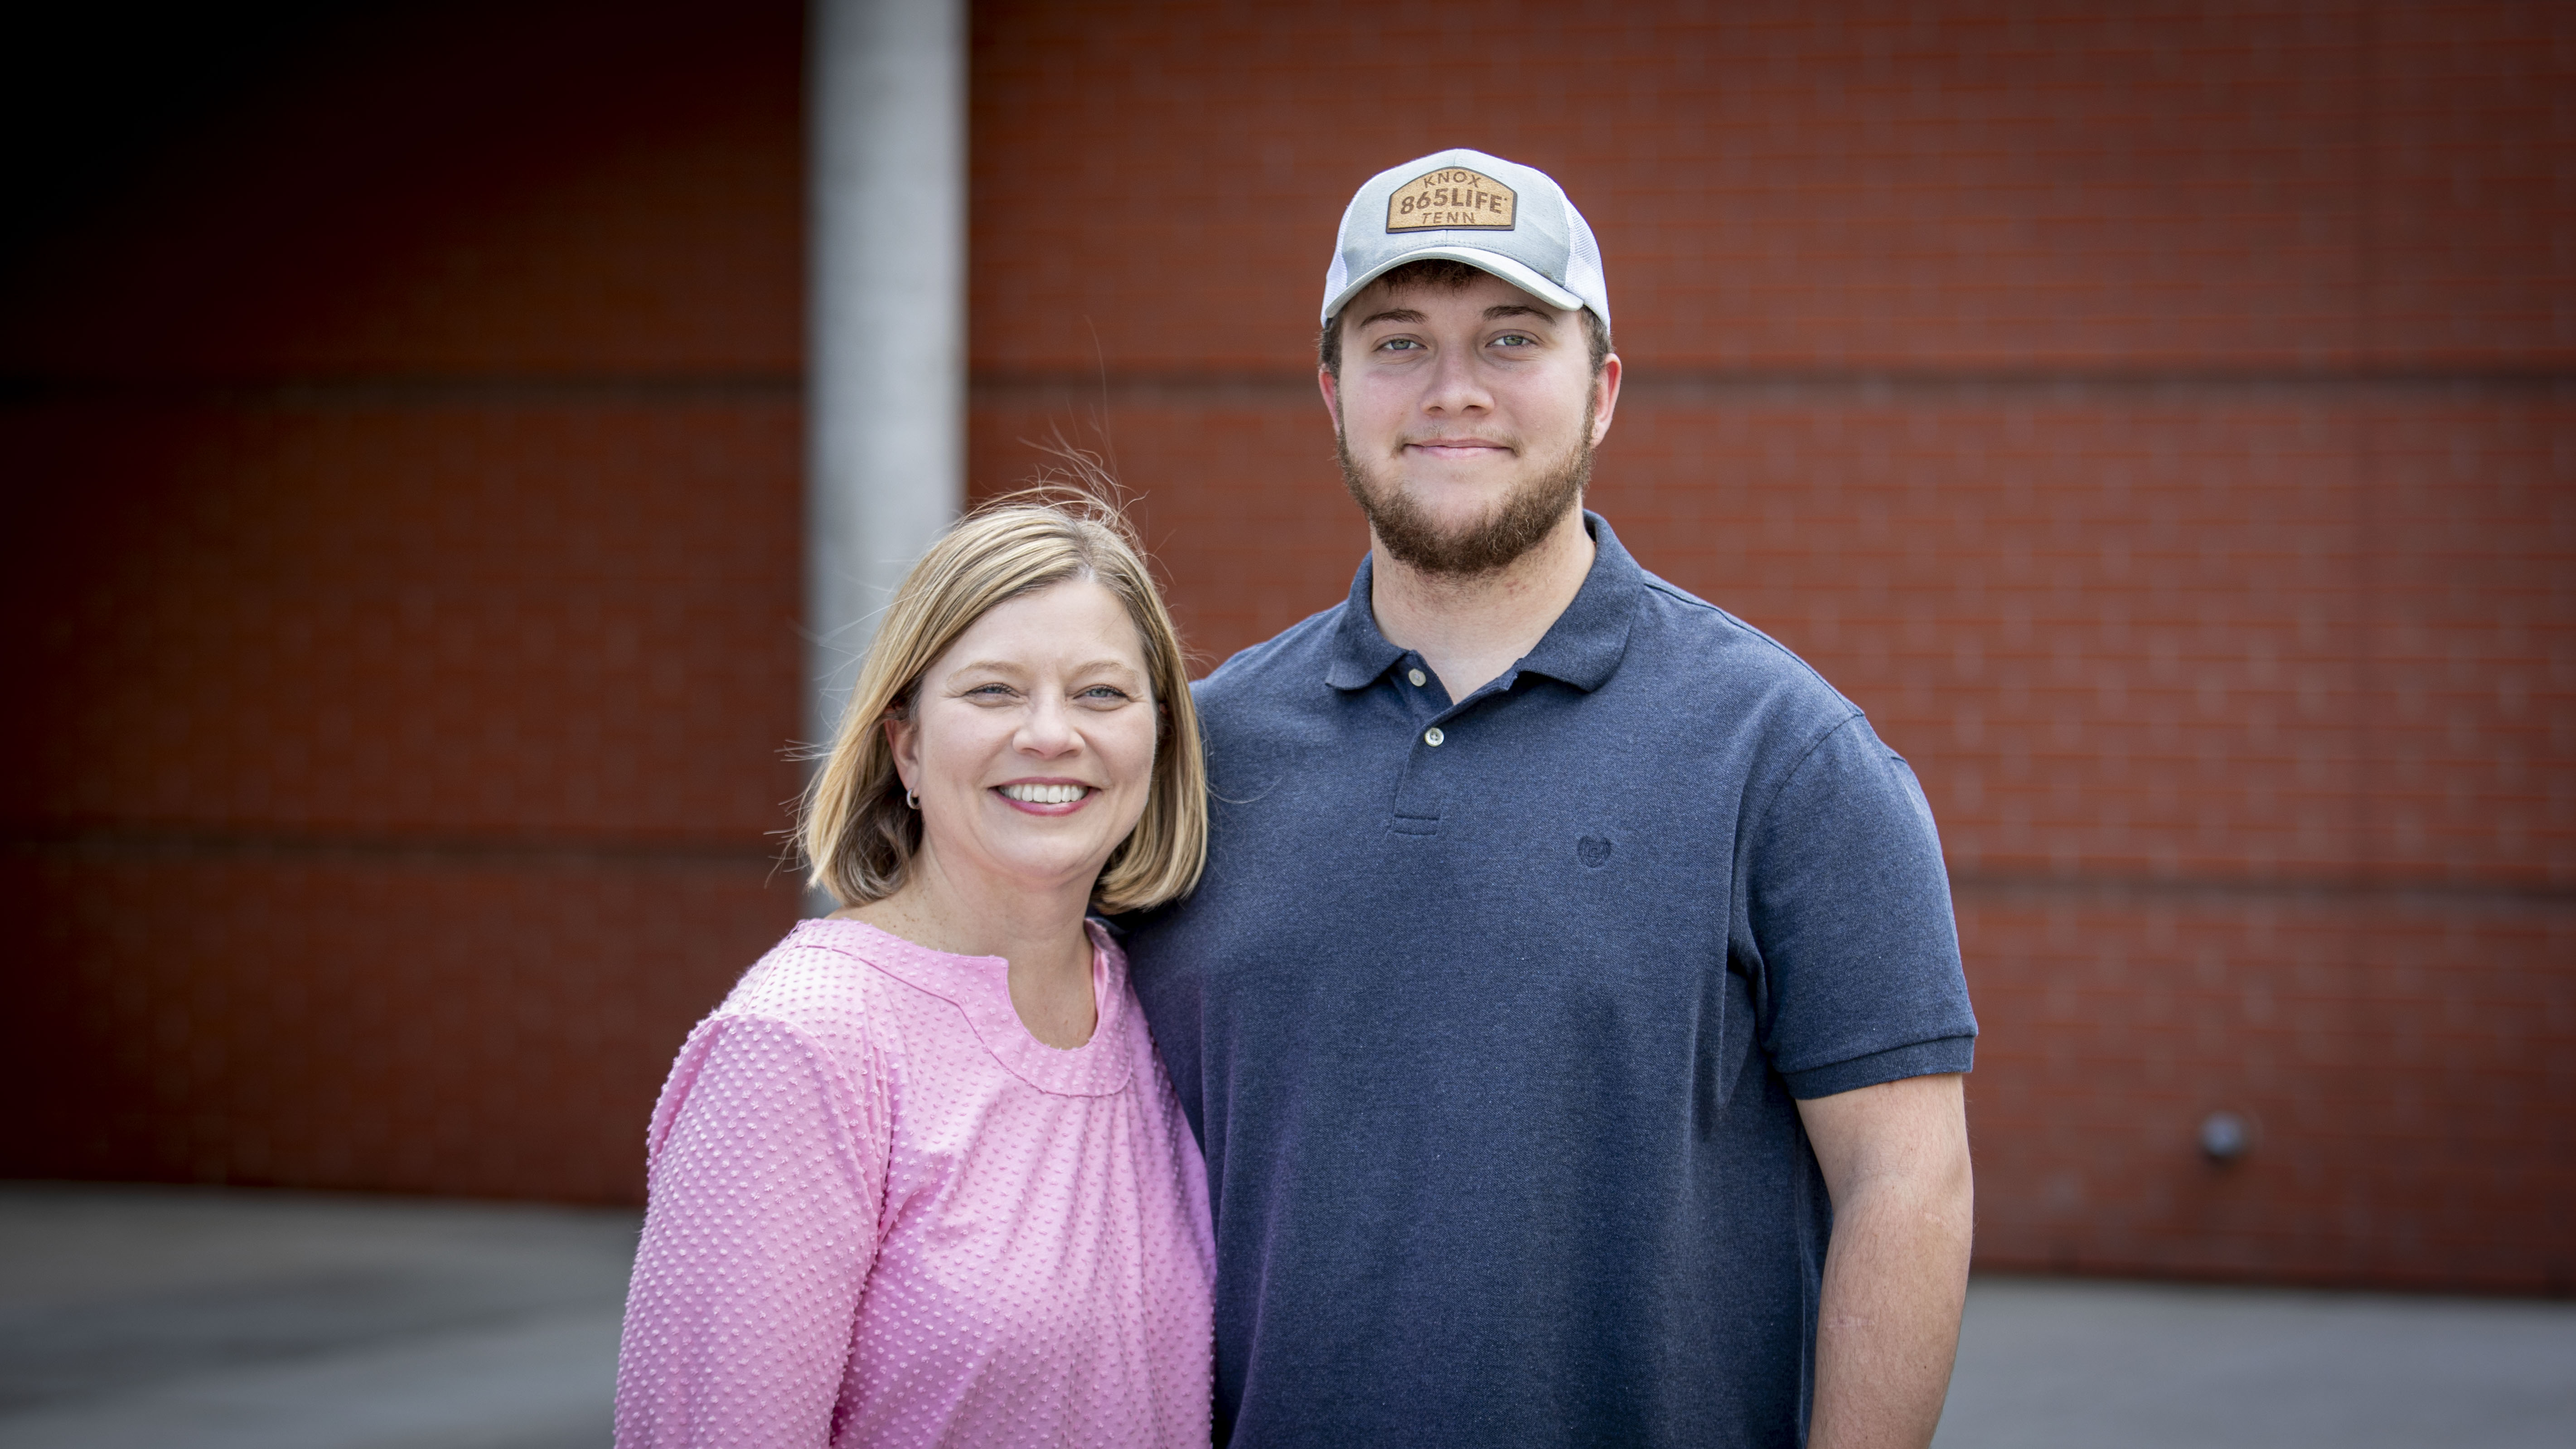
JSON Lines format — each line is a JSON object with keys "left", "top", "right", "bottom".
{"left": 1, "top": 1183, "right": 2570, "bottom": 1448}
{"left": 0, "top": 1183, "right": 634, "bottom": 1449}
{"left": 1932, "top": 1275, "right": 2576, "bottom": 1449}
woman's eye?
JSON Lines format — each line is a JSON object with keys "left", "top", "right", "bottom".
{"left": 1078, "top": 685, "right": 1131, "bottom": 703}
{"left": 964, "top": 683, "right": 1016, "bottom": 700}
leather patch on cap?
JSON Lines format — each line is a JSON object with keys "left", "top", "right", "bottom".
{"left": 1386, "top": 167, "right": 1516, "bottom": 232}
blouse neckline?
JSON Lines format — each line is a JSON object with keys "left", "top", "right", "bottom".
{"left": 790, "top": 916, "right": 1135, "bottom": 1099}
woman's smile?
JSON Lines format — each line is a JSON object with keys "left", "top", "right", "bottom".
{"left": 995, "top": 779, "right": 1096, "bottom": 812}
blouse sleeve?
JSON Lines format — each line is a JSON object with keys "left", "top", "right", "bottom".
{"left": 614, "top": 1012, "right": 891, "bottom": 1447}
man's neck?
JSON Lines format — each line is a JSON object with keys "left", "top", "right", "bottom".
{"left": 1368, "top": 507, "right": 1596, "bottom": 700}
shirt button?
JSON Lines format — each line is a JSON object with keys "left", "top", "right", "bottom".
{"left": 1424, "top": 727, "right": 1445, "bottom": 747}
{"left": 1408, "top": 668, "right": 1428, "bottom": 687}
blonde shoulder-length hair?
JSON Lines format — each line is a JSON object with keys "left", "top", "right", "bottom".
{"left": 800, "top": 492, "right": 1207, "bottom": 914}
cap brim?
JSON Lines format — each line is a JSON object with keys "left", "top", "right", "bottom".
{"left": 1322, "top": 246, "right": 1587, "bottom": 324}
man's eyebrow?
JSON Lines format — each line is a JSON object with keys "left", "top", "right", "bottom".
{"left": 1352, "top": 307, "right": 1427, "bottom": 330}
{"left": 1483, "top": 304, "right": 1552, "bottom": 322}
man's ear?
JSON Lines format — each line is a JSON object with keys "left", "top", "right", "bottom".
{"left": 1588, "top": 352, "right": 1623, "bottom": 448}
{"left": 1318, "top": 365, "right": 1343, "bottom": 432}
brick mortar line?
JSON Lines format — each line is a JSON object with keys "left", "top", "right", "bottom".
{"left": 1950, "top": 868, "right": 2576, "bottom": 909}
{"left": 972, "top": 368, "right": 2576, "bottom": 406}
{"left": 0, "top": 374, "right": 804, "bottom": 408}
{"left": 7, "top": 830, "right": 2561, "bottom": 906}
{"left": 5, "top": 827, "right": 789, "bottom": 871}
{"left": 5, "top": 369, "right": 2563, "bottom": 410}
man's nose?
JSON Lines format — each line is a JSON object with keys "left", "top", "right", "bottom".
{"left": 1419, "top": 341, "right": 1491, "bottom": 415}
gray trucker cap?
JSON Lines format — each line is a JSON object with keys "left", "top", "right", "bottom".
{"left": 1321, "top": 147, "right": 1609, "bottom": 332}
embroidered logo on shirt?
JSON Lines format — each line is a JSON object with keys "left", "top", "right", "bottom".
{"left": 1387, "top": 168, "right": 1516, "bottom": 232}
{"left": 1578, "top": 835, "right": 1613, "bottom": 868}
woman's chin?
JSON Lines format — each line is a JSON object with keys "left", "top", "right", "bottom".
{"left": 919, "top": 801, "right": 1149, "bottom": 902}
{"left": 932, "top": 840, "right": 1118, "bottom": 899}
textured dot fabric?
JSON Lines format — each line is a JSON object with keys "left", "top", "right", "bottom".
{"left": 614, "top": 918, "right": 1215, "bottom": 1448}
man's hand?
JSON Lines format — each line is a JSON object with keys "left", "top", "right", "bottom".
{"left": 1795, "top": 1072, "right": 1974, "bottom": 1449}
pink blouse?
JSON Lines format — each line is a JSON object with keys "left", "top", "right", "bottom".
{"left": 613, "top": 918, "right": 1215, "bottom": 1448}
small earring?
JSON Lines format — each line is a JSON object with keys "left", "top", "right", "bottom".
{"left": 905, "top": 788, "right": 920, "bottom": 810}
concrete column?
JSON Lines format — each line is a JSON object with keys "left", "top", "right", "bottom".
{"left": 806, "top": 0, "right": 966, "bottom": 754}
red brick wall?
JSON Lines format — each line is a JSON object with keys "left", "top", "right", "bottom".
{"left": 0, "top": 1, "right": 809, "bottom": 1202}
{"left": 6, "top": 0, "right": 2566, "bottom": 1290}
{"left": 970, "top": 1, "right": 2574, "bottom": 1291}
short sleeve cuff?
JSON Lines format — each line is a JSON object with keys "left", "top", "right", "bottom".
{"left": 1783, "top": 1035, "right": 1975, "bottom": 1100}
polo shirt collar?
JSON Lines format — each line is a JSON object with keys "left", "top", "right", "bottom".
{"left": 1323, "top": 510, "right": 1643, "bottom": 693}
{"left": 1323, "top": 560, "right": 1406, "bottom": 690}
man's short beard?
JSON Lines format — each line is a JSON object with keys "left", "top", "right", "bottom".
{"left": 1336, "top": 425, "right": 1592, "bottom": 579}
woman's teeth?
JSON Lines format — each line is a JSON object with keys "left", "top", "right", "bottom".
{"left": 999, "top": 783, "right": 1088, "bottom": 804}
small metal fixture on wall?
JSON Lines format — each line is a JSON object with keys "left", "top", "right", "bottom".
{"left": 2199, "top": 1110, "right": 2254, "bottom": 1164}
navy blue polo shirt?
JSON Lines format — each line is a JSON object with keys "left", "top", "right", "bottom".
{"left": 1120, "top": 513, "right": 1975, "bottom": 1449}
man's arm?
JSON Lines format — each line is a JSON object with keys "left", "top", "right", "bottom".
{"left": 1794, "top": 1071, "right": 1974, "bottom": 1449}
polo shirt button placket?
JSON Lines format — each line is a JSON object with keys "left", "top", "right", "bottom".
{"left": 1390, "top": 683, "right": 1448, "bottom": 834}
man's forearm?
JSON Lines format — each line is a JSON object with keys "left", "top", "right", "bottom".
{"left": 1797, "top": 1074, "right": 1975, "bottom": 1449}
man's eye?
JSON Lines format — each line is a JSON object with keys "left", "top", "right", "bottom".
{"left": 1377, "top": 338, "right": 1422, "bottom": 352}
{"left": 1493, "top": 333, "right": 1536, "bottom": 348}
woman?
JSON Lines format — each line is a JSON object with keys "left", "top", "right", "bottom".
{"left": 614, "top": 496, "right": 1213, "bottom": 1447}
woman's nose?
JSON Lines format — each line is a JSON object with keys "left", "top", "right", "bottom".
{"left": 1016, "top": 694, "right": 1081, "bottom": 754}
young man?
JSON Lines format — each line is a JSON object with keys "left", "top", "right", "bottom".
{"left": 1122, "top": 148, "right": 1977, "bottom": 1449}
